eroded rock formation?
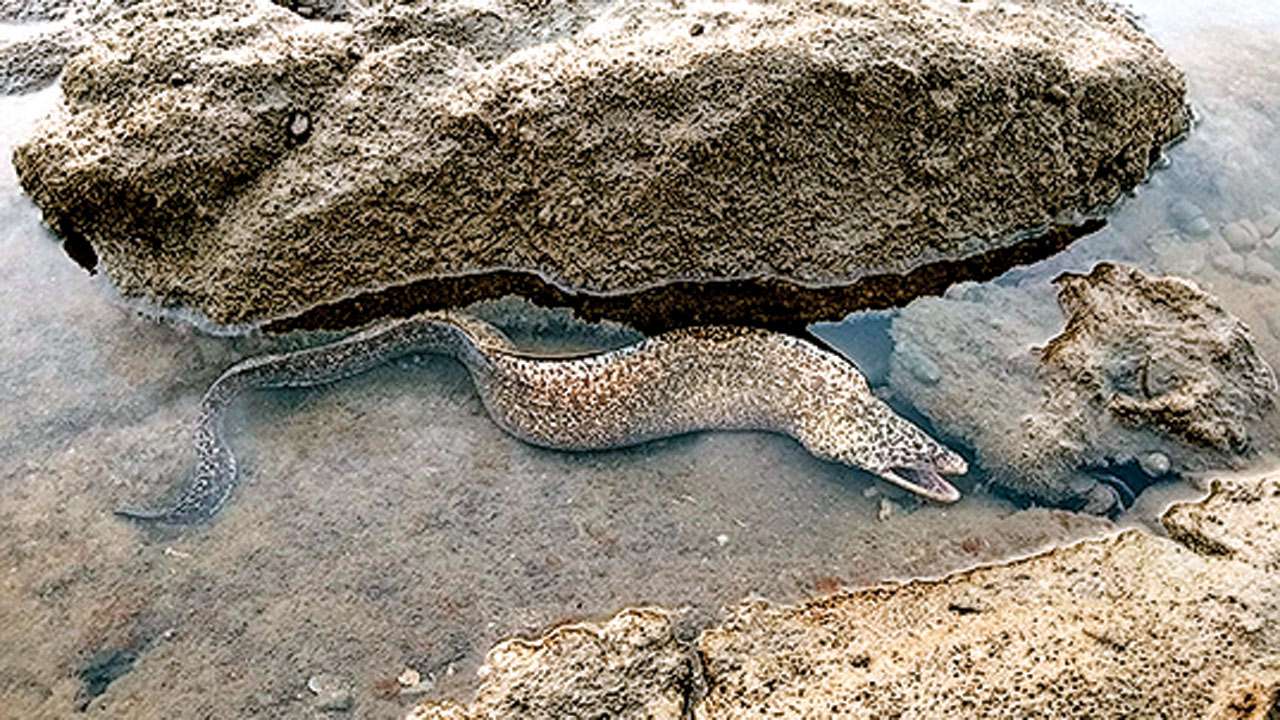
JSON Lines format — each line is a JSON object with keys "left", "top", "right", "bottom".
{"left": 890, "top": 263, "right": 1277, "bottom": 512}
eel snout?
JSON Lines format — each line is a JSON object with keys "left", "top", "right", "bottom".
{"left": 879, "top": 465, "right": 964, "bottom": 504}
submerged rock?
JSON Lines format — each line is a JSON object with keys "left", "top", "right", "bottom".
{"left": 890, "top": 263, "right": 1277, "bottom": 512}
{"left": 14, "top": 0, "right": 1189, "bottom": 329}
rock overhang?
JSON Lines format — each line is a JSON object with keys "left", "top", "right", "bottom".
{"left": 12, "top": 0, "right": 1190, "bottom": 331}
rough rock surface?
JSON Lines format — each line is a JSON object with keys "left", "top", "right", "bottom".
{"left": 408, "top": 608, "right": 695, "bottom": 720}
{"left": 14, "top": 0, "right": 1189, "bottom": 328}
{"left": 0, "top": 0, "right": 76, "bottom": 22}
{"left": 410, "top": 473, "right": 1280, "bottom": 719}
{"left": 0, "top": 33, "right": 74, "bottom": 94}
{"left": 1164, "top": 474, "right": 1280, "bottom": 572}
{"left": 1044, "top": 263, "right": 1277, "bottom": 452}
{"left": 0, "top": 1, "right": 133, "bottom": 95}
{"left": 890, "top": 263, "right": 1277, "bottom": 512}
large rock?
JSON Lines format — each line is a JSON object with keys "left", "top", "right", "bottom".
{"left": 14, "top": 0, "right": 1188, "bottom": 330}
{"left": 889, "top": 263, "right": 1277, "bottom": 512}
{"left": 695, "top": 491, "right": 1280, "bottom": 718}
{"left": 411, "top": 474, "right": 1280, "bottom": 719}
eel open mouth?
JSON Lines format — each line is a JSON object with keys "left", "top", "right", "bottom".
{"left": 879, "top": 466, "right": 962, "bottom": 504}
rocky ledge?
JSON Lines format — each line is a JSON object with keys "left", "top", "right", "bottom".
{"left": 408, "top": 473, "right": 1280, "bottom": 719}
{"left": 13, "top": 0, "right": 1188, "bottom": 330}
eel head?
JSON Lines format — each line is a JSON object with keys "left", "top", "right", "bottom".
{"left": 813, "top": 394, "right": 969, "bottom": 503}
{"left": 866, "top": 407, "right": 968, "bottom": 503}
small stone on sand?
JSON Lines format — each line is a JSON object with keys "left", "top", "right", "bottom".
{"left": 398, "top": 667, "right": 421, "bottom": 687}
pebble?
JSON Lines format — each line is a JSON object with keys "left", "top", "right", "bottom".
{"left": 900, "top": 348, "right": 942, "bottom": 385}
{"left": 1144, "top": 229, "right": 1179, "bottom": 255}
{"left": 715, "top": 534, "right": 729, "bottom": 547}
{"left": 1210, "top": 250, "right": 1246, "bottom": 278}
{"left": 1167, "top": 198, "right": 1203, "bottom": 228}
{"left": 1138, "top": 451, "right": 1171, "bottom": 478}
{"left": 1241, "top": 255, "right": 1278, "bottom": 285}
{"left": 286, "top": 110, "right": 313, "bottom": 143}
{"left": 397, "top": 668, "right": 420, "bottom": 687}
{"left": 1221, "top": 220, "right": 1260, "bottom": 252}
{"left": 397, "top": 667, "right": 433, "bottom": 695}
{"left": 308, "top": 674, "right": 353, "bottom": 713}
{"left": 877, "top": 498, "right": 899, "bottom": 522}
{"left": 1168, "top": 199, "right": 1212, "bottom": 237}
{"left": 1259, "top": 236, "right": 1280, "bottom": 271}
{"left": 1257, "top": 206, "right": 1280, "bottom": 239}
{"left": 1185, "top": 216, "right": 1213, "bottom": 238}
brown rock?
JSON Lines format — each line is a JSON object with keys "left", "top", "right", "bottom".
{"left": 410, "top": 473, "right": 1280, "bottom": 719}
{"left": 1044, "top": 263, "right": 1276, "bottom": 453}
{"left": 695, "top": 527, "right": 1278, "bottom": 718}
{"left": 407, "top": 608, "right": 693, "bottom": 720}
{"left": 1164, "top": 475, "right": 1280, "bottom": 573}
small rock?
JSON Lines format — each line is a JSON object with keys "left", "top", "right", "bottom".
{"left": 1144, "top": 229, "right": 1179, "bottom": 255}
{"left": 878, "top": 498, "right": 899, "bottom": 522}
{"left": 1256, "top": 206, "right": 1280, "bottom": 239}
{"left": 308, "top": 674, "right": 353, "bottom": 712}
{"left": 400, "top": 680, "right": 434, "bottom": 696}
{"left": 286, "top": 110, "right": 313, "bottom": 144}
{"left": 1240, "top": 255, "right": 1278, "bottom": 285}
{"left": 1210, "top": 251, "right": 1246, "bottom": 278}
{"left": 715, "top": 534, "right": 729, "bottom": 547}
{"left": 397, "top": 667, "right": 434, "bottom": 696}
{"left": 1155, "top": 241, "right": 1206, "bottom": 275}
{"left": 1221, "top": 221, "right": 1260, "bottom": 252}
{"left": 1138, "top": 452, "right": 1171, "bottom": 478}
{"left": 1266, "top": 313, "right": 1280, "bottom": 341}
{"left": 1257, "top": 236, "right": 1280, "bottom": 271}
{"left": 1167, "top": 197, "right": 1203, "bottom": 230}
{"left": 1185, "top": 216, "right": 1214, "bottom": 238}
{"left": 398, "top": 668, "right": 421, "bottom": 687}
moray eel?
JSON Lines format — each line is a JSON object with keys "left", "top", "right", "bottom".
{"left": 117, "top": 312, "right": 968, "bottom": 524}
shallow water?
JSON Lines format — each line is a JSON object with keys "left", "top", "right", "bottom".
{"left": 2, "top": 2, "right": 1279, "bottom": 717}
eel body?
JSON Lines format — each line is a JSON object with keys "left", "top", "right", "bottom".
{"left": 117, "top": 312, "right": 967, "bottom": 524}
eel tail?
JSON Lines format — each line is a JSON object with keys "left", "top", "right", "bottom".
{"left": 116, "top": 312, "right": 499, "bottom": 525}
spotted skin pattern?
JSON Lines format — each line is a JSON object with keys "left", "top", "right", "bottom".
{"left": 117, "top": 312, "right": 967, "bottom": 525}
